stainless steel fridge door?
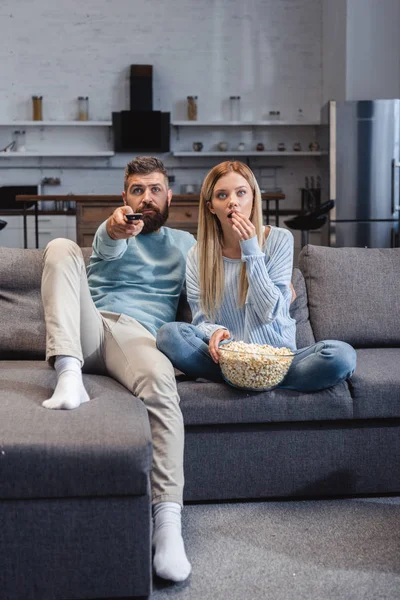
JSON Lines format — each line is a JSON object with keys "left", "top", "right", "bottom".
{"left": 333, "top": 221, "right": 395, "bottom": 248}
{"left": 334, "top": 100, "right": 400, "bottom": 220}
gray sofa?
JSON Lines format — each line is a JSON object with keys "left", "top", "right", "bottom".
{"left": 1, "top": 243, "right": 399, "bottom": 600}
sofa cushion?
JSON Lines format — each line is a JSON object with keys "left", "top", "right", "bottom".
{"left": 290, "top": 268, "right": 315, "bottom": 349}
{"left": 299, "top": 245, "right": 400, "bottom": 347}
{"left": 350, "top": 348, "right": 400, "bottom": 418}
{"left": 0, "top": 248, "right": 46, "bottom": 359}
{"left": 0, "top": 247, "right": 92, "bottom": 360}
{"left": 0, "top": 361, "right": 152, "bottom": 500}
{"left": 178, "top": 379, "right": 353, "bottom": 426}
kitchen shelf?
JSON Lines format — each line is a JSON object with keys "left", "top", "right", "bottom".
{"left": 0, "top": 151, "right": 114, "bottom": 157}
{"left": 0, "top": 121, "right": 112, "bottom": 127}
{"left": 171, "top": 121, "right": 320, "bottom": 127}
{"left": 173, "top": 151, "right": 322, "bottom": 157}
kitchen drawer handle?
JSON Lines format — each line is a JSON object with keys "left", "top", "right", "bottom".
{"left": 185, "top": 211, "right": 192, "bottom": 218}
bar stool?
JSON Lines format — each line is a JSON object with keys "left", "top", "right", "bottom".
{"left": 284, "top": 200, "right": 334, "bottom": 247}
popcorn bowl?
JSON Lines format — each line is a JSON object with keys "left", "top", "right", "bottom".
{"left": 218, "top": 341, "right": 294, "bottom": 391}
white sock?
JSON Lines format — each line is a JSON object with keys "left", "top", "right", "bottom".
{"left": 152, "top": 501, "right": 191, "bottom": 582}
{"left": 43, "top": 355, "right": 89, "bottom": 410}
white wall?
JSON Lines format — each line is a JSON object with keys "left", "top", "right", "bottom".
{"left": 0, "top": 0, "right": 323, "bottom": 212}
{"left": 346, "top": 0, "right": 400, "bottom": 100}
{"left": 0, "top": 0, "right": 322, "bottom": 122}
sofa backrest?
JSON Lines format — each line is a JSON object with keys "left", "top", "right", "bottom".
{"left": 0, "top": 248, "right": 46, "bottom": 359}
{"left": 0, "top": 247, "right": 314, "bottom": 359}
{"left": 299, "top": 244, "right": 400, "bottom": 347}
{"left": 291, "top": 268, "right": 315, "bottom": 348}
{"left": 0, "top": 247, "right": 92, "bottom": 360}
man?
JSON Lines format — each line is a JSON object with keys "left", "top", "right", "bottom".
{"left": 41, "top": 156, "right": 195, "bottom": 582}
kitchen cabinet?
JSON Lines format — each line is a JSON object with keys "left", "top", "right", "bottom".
{"left": 76, "top": 201, "right": 120, "bottom": 247}
{"left": 0, "top": 214, "right": 76, "bottom": 248}
{"left": 0, "top": 215, "right": 24, "bottom": 248}
{"left": 26, "top": 215, "right": 76, "bottom": 247}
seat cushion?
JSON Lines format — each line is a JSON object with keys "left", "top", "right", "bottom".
{"left": 178, "top": 379, "right": 353, "bottom": 426}
{"left": 0, "top": 361, "right": 152, "bottom": 500}
{"left": 350, "top": 349, "right": 400, "bottom": 418}
{"left": 299, "top": 245, "right": 400, "bottom": 347}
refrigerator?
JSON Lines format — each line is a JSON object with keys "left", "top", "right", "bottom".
{"left": 320, "top": 100, "right": 400, "bottom": 248}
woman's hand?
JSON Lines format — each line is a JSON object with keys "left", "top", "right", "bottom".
{"left": 290, "top": 282, "right": 296, "bottom": 303}
{"left": 209, "top": 329, "right": 230, "bottom": 364}
{"left": 230, "top": 212, "right": 256, "bottom": 242}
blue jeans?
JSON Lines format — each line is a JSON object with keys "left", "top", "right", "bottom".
{"left": 156, "top": 322, "right": 357, "bottom": 392}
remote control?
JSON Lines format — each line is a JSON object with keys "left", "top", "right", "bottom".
{"left": 125, "top": 213, "right": 143, "bottom": 221}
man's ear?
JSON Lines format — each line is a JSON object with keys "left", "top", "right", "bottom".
{"left": 207, "top": 201, "right": 216, "bottom": 214}
{"left": 167, "top": 189, "right": 172, "bottom": 206}
{"left": 122, "top": 191, "right": 127, "bottom": 206}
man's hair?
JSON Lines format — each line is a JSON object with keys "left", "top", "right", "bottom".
{"left": 124, "top": 156, "right": 168, "bottom": 191}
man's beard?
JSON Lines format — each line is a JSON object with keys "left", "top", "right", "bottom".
{"left": 140, "top": 203, "right": 169, "bottom": 234}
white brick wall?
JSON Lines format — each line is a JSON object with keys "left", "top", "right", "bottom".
{"left": 0, "top": 0, "right": 323, "bottom": 221}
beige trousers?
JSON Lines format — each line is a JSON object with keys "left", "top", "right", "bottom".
{"left": 41, "top": 238, "right": 184, "bottom": 506}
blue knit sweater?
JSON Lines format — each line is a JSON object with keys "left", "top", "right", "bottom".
{"left": 186, "top": 226, "right": 297, "bottom": 350}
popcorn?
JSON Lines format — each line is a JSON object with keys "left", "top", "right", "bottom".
{"left": 218, "top": 341, "right": 294, "bottom": 390}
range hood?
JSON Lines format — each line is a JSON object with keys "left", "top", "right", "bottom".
{"left": 113, "top": 65, "right": 170, "bottom": 153}
{"left": 112, "top": 111, "right": 170, "bottom": 152}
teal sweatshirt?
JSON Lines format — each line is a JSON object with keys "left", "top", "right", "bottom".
{"left": 87, "top": 221, "right": 196, "bottom": 337}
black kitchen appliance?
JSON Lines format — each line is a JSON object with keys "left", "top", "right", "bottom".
{"left": 0, "top": 185, "right": 38, "bottom": 210}
{"left": 112, "top": 111, "right": 170, "bottom": 152}
{"left": 130, "top": 64, "right": 153, "bottom": 111}
{"left": 113, "top": 64, "right": 170, "bottom": 153}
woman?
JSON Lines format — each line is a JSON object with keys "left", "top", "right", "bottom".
{"left": 157, "top": 161, "right": 356, "bottom": 391}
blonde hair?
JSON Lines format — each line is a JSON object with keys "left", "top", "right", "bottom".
{"left": 197, "top": 161, "right": 264, "bottom": 320}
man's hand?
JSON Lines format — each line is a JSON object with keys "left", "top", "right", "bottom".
{"left": 209, "top": 328, "right": 230, "bottom": 364}
{"left": 106, "top": 206, "right": 144, "bottom": 240}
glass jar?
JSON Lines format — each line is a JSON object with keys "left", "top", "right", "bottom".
{"left": 187, "top": 96, "right": 198, "bottom": 121}
{"left": 13, "top": 130, "right": 26, "bottom": 152}
{"left": 268, "top": 110, "right": 281, "bottom": 122}
{"left": 77, "top": 96, "right": 89, "bottom": 121}
{"left": 32, "top": 96, "right": 43, "bottom": 121}
{"left": 229, "top": 96, "right": 241, "bottom": 121}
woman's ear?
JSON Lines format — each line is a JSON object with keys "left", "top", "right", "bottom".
{"left": 207, "top": 200, "right": 216, "bottom": 214}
